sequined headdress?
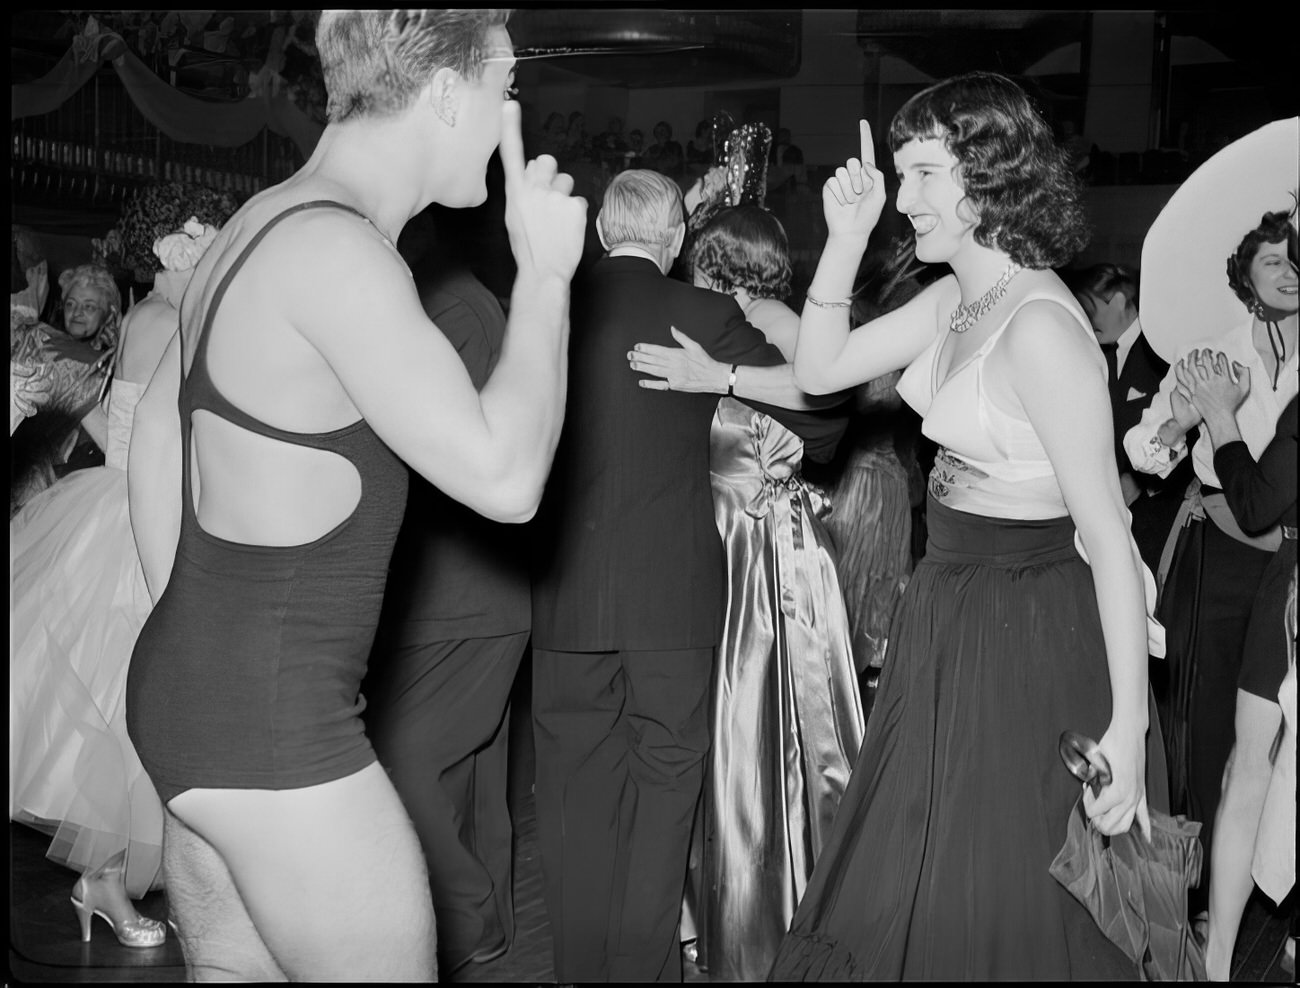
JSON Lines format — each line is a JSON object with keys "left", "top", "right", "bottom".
{"left": 688, "top": 118, "right": 773, "bottom": 236}
{"left": 721, "top": 122, "right": 773, "bottom": 209}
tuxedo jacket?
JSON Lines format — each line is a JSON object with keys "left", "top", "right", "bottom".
{"left": 374, "top": 263, "right": 530, "bottom": 645}
{"left": 1112, "top": 332, "right": 1195, "bottom": 487}
{"left": 1111, "top": 329, "right": 1195, "bottom": 569}
{"left": 530, "top": 254, "right": 785, "bottom": 652}
{"left": 1111, "top": 331, "right": 1168, "bottom": 467}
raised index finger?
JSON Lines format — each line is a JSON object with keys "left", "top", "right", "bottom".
{"left": 499, "top": 99, "right": 526, "bottom": 186}
{"left": 860, "top": 119, "right": 876, "bottom": 170}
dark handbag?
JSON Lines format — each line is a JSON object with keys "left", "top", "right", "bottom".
{"left": 1050, "top": 731, "right": 1206, "bottom": 982}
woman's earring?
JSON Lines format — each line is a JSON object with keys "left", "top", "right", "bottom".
{"left": 1252, "top": 298, "right": 1267, "bottom": 318}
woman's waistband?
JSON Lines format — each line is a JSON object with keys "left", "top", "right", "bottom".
{"left": 923, "top": 496, "right": 1078, "bottom": 567}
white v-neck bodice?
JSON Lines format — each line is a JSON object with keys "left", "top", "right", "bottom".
{"left": 897, "top": 291, "right": 1102, "bottom": 519}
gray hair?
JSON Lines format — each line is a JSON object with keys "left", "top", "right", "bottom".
{"left": 598, "top": 170, "right": 684, "bottom": 249}
{"left": 58, "top": 263, "right": 121, "bottom": 350}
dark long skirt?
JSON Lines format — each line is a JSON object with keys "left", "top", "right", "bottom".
{"left": 770, "top": 498, "right": 1167, "bottom": 981}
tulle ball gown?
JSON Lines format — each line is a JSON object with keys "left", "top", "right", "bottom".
{"left": 10, "top": 377, "right": 163, "bottom": 896}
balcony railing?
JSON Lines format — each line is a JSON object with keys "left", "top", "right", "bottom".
{"left": 10, "top": 51, "right": 304, "bottom": 208}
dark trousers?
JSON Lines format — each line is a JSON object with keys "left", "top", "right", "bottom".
{"left": 1162, "top": 518, "right": 1273, "bottom": 914}
{"left": 364, "top": 630, "right": 529, "bottom": 971}
{"left": 532, "top": 646, "right": 713, "bottom": 983}
{"left": 1186, "top": 524, "right": 1273, "bottom": 862}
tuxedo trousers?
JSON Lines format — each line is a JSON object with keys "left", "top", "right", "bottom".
{"left": 363, "top": 630, "right": 528, "bottom": 971}
{"left": 532, "top": 646, "right": 713, "bottom": 982}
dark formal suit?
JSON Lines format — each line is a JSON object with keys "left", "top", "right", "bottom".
{"left": 530, "top": 253, "right": 785, "bottom": 982}
{"left": 361, "top": 263, "right": 529, "bottom": 973}
{"left": 1109, "top": 327, "right": 1195, "bottom": 572}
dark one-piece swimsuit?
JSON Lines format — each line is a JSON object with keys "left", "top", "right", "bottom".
{"left": 126, "top": 201, "right": 408, "bottom": 805}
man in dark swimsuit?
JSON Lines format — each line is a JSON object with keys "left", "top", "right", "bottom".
{"left": 124, "top": 12, "right": 586, "bottom": 980}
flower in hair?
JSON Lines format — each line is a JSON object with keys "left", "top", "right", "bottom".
{"left": 153, "top": 217, "right": 219, "bottom": 272}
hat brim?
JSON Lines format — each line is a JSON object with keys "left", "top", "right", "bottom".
{"left": 1139, "top": 117, "right": 1298, "bottom": 364}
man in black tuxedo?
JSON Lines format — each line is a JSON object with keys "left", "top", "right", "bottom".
{"left": 1074, "top": 264, "right": 1194, "bottom": 571}
{"left": 529, "top": 169, "right": 788, "bottom": 982}
{"left": 362, "top": 225, "right": 527, "bottom": 974}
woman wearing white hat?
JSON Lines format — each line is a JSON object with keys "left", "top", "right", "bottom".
{"left": 1124, "top": 198, "right": 1298, "bottom": 933}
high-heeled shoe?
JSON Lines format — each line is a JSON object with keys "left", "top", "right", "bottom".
{"left": 70, "top": 878, "right": 167, "bottom": 948}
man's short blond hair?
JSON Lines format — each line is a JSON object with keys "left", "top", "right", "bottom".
{"left": 597, "top": 170, "right": 684, "bottom": 249}
{"left": 316, "top": 9, "right": 511, "bottom": 124}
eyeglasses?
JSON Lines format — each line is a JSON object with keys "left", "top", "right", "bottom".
{"left": 63, "top": 299, "right": 104, "bottom": 317}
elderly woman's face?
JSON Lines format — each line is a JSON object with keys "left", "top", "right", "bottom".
{"left": 1249, "top": 240, "right": 1299, "bottom": 314}
{"left": 62, "top": 284, "right": 109, "bottom": 340}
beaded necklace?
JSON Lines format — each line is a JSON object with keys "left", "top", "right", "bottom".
{"left": 950, "top": 262, "right": 1023, "bottom": 334}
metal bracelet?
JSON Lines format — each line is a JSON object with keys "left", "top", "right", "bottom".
{"left": 805, "top": 293, "right": 852, "bottom": 310}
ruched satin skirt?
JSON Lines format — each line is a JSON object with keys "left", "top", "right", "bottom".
{"left": 700, "top": 399, "right": 864, "bottom": 981}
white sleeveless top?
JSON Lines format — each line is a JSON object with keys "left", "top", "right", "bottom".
{"left": 104, "top": 378, "right": 147, "bottom": 473}
{"left": 897, "top": 292, "right": 1103, "bottom": 520}
{"left": 898, "top": 292, "right": 1165, "bottom": 654}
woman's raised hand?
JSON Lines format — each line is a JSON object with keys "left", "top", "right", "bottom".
{"left": 822, "top": 119, "right": 887, "bottom": 243}
{"left": 501, "top": 100, "right": 588, "bottom": 283}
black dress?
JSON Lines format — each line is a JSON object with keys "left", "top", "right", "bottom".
{"left": 771, "top": 297, "right": 1165, "bottom": 981}
{"left": 1216, "top": 394, "right": 1298, "bottom": 701}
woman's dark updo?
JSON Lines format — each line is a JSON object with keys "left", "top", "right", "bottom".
{"left": 1226, "top": 208, "right": 1298, "bottom": 310}
{"left": 888, "top": 71, "right": 1088, "bottom": 270}
{"left": 689, "top": 205, "right": 792, "bottom": 300}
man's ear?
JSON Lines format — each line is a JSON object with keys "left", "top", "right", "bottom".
{"left": 428, "top": 67, "right": 459, "bottom": 126}
{"left": 596, "top": 212, "right": 611, "bottom": 251}
{"left": 666, "top": 222, "right": 686, "bottom": 261}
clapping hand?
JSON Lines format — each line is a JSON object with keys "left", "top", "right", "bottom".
{"left": 1175, "top": 348, "right": 1250, "bottom": 421}
{"left": 822, "top": 120, "right": 887, "bottom": 243}
{"left": 500, "top": 100, "right": 588, "bottom": 284}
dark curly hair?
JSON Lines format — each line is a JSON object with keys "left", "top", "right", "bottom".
{"left": 110, "top": 181, "right": 239, "bottom": 277}
{"left": 887, "top": 72, "right": 1088, "bottom": 270}
{"left": 688, "top": 205, "right": 792, "bottom": 300}
{"left": 1226, "top": 208, "right": 1298, "bottom": 311}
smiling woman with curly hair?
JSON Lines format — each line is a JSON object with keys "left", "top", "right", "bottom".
{"left": 887, "top": 71, "right": 1088, "bottom": 272}
{"left": 765, "top": 71, "right": 1164, "bottom": 981}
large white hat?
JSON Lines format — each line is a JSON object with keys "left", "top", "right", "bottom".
{"left": 1139, "top": 117, "right": 1299, "bottom": 363}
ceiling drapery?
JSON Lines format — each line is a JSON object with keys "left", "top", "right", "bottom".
{"left": 11, "top": 16, "right": 323, "bottom": 159}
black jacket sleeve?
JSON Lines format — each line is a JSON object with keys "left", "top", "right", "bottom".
{"left": 1212, "top": 394, "right": 1298, "bottom": 534}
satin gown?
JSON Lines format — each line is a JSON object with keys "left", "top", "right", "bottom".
{"left": 702, "top": 397, "right": 864, "bottom": 981}
{"left": 10, "top": 378, "right": 163, "bottom": 896}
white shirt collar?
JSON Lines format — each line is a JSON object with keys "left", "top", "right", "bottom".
{"left": 1115, "top": 316, "right": 1142, "bottom": 375}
